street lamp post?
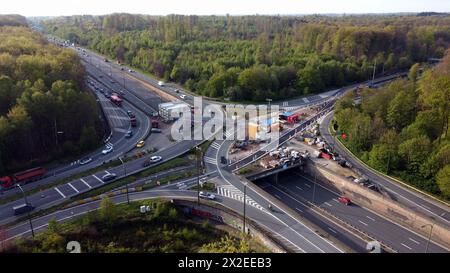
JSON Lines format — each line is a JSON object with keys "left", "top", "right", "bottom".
{"left": 119, "top": 157, "right": 130, "bottom": 204}
{"left": 312, "top": 173, "right": 317, "bottom": 203}
{"left": 243, "top": 182, "right": 247, "bottom": 235}
{"left": 421, "top": 222, "right": 435, "bottom": 253}
{"left": 17, "top": 184, "right": 34, "bottom": 237}
{"left": 54, "top": 119, "right": 64, "bottom": 146}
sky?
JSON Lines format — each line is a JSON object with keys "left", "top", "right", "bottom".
{"left": 1, "top": 0, "right": 449, "bottom": 17}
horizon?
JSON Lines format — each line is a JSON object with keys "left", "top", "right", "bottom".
{"left": 1, "top": 0, "right": 450, "bottom": 17}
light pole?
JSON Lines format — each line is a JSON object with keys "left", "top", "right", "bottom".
{"left": 17, "top": 184, "right": 34, "bottom": 237}
{"left": 119, "top": 157, "right": 129, "bottom": 204}
{"left": 243, "top": 182, "right": 247, "bottom": 235}
{"left": 421, "top": 222, "right": 435, "bottom": 253}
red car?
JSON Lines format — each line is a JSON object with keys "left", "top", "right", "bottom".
{"left": 338, "top": 196, "right": 351, "bottom": 206}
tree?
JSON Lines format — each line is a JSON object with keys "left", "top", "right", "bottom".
{"left": 398, "top": 136, "right": 431, "bottom": 174}
{"left": 387, "top": 89, "right": 417, "bottom": 131}
{"left": 436, "top": 165, "right": 450, "bottom": 199}
{"left": 99, "top": 197, "right": 118, "bottom": 225}
{"left": 408, "top": 63, "right": 420, "bottom": 83}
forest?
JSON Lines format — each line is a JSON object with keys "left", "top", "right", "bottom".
{"left": 43, "top": 13, "right": 450, "bottom": 101}
{"left": 332, "top": 51, "right": 450, "bottom": 200}
{"left": 0, "top": 15, "right": 105, "bottom": 175}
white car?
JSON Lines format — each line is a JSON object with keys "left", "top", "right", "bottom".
{"left": 158, "top": 81, "right": 165, "bottom": 86}
{"left": 199, "top": 191, "right": 216, "bottom": 200}
{"left": 79, "top": 157, "right": 93, "bottom": 165}
{"left": 179, "top": 94, "right": 186, "bottom": 100}
{"left": 102, "top": 146, "right": 113, "bottom": 155}
{"left": 149, "top": 156, "right": 162, "bottom": 163}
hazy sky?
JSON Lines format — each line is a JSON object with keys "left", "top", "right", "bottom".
{"left": 2, "top": 0, "right": 449, "bottom": 16}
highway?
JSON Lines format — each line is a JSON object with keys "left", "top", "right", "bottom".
{"left": 320, "top": 111, "right": 450, "bottom": 229}
{"left": 0, "top": 73, "right": 151, "bottom": 199}
{"left": 2, "top": 187, "right": 343, "bottom": 253}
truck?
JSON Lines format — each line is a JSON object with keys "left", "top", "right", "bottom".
{"left": 130, "top": 116, "right": 137, "bottom": 127}
{"left": 110, "top": 93, "right": 123, "bottom": 106}
{"left": 0, "top": 167, "right": 46, "bottom": 190}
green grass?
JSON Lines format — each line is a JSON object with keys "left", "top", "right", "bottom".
{"left": 190, "top": 182, "right": 216, "bottom": 192}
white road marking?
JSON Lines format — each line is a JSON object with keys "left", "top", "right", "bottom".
{"left": 92, "top": 174, "right": 104, "bottom": 183}
{"left": 54, "top": 187, "right": 66, "bottom": 198}
{"left": 304, "top": 183, "right": 311, "bottom": 188}
{"left": 366, "top": 215, "right": 376, "bottom": 221}
{"left": 80, "top": 178, "right": 92, "bottom": 189}
{"left": 274, "top": 194, "right": 282, "bottom": 199}
{"left": 401, "top": 243, "right": 413, "bottom": 250}
{"left": 302, "top": 97, "right": 310, "bottom": 103}
{"left": 358, "top": 220, "right": 368, "bottom": 226}
{"left": 295, "top": 207, "right": 303, "bottom": 213}
{"left": 104, "top": 170, "right": 111, "bottom": 175}
{"left": 295, "top": 186, "right": 304, "bottom": 191}
{"left": 68, "top": 183, "right": 79, "bottom": 193}
{"left": 328, "top": 228, "right": 338, "bottom": 234}
{"left": 409, "top": 238, "right": 421, "bottom": 245}
{"left": 324, "top": 202, "right": 332, "bottom": 207}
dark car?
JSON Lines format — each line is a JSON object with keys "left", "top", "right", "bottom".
{"left": 125, "top": 130, "right": 133, "bottom": 138}
{"left": 102, "top": 173, "right": 117, "bottom": 182}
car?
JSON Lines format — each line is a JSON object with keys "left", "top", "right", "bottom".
{"left": 142, "top": 155, "right": 162, "bottom": 167}
{"left": 104, "top": 93, "right": 111, "bottom": 98}
{"left": 338, "top": 196, "right": 351, "bottom": 206}
{"left": 99, "top": 75, "right": 103, "bottom": 78}
{"left": 79, "top": 157, "right": 93, "bottom": 165}
{"left": 136, "top": 140, "right": 145, "bottom": 148}
{"left": 102, "top": 146, "right": 113, "bottom": 155}
{"left": 125, "top": 130, "right": 133, "bottom": 138}
{"left": 199, "top": 191, "right": 216, "bottom": 200}
{"left": 149, "top": 155, "right": 162, "bottom": 163}
{"left": 151, "top": 128, "right": 162, "bottom": 133}
{"left": 158, "top": 81, "right": 165, "bottom": 86}
{"left": 128, "top": 69, "right": 133, "bottom": 73}
{"left": 180, "top": 94, "right": 186, "bottom": 100}
{"left": 174, "top": 89, "right": 180, "bottom": 93}
{"left": 101, "top": 173, "right": 117, "bottom": 182}
{"left": 127, "top": 110, "right": 135, "bottom": 118}
{"left": 120, "top": 67, "right": 124, "bottom": 71}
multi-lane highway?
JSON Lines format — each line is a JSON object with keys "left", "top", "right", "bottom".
{"left": 320, "top": 109, "right": 450, "bottom": 229}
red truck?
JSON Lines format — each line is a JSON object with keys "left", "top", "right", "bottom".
{"left": 110, "top": 93, "right": 123, "bottom": 106}
{"left": 0, "top": 167, "right": 46, "bottom": 190}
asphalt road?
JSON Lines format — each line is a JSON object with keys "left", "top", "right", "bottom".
{"left": 320, "top": 111, "right": 450, "bottom": 229}
{"left": 2, "top": 188, "right": 342, "bottom": 253}
{"left": 258, "top": 171, "right": 447, "bottom": 253}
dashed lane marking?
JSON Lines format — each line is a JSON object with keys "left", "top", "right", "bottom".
{"left": 54, "top": 187, "right": 66, "bottom": 198}
{"left": 80, "top": 178, "right": 92, "bottom": 189}
{"left": 68, "top": 183, "right": 79, "bottom": 193}
{"left": 92, "top": 174, "right": 104, "bottom": 184}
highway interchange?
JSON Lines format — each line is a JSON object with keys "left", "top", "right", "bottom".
{"left": 1, "top": 39, "right": 449, "bottom": 253}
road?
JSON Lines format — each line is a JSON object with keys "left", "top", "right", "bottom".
{"left": 258, "top": 171, "right": 447, "bottom": 253}
{"left": 320, "top": 111, "right": 450, "bottom": 229}
{"left": 2, "top": 187, "right": 343, "bottom": 253}
{"left": 0, "top": 75, "right": 151, "bottom": 199}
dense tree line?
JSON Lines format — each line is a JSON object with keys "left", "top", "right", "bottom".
{"left": 0, "top": 17, "right": 104, "bottom": 174}
{"left": 333, "top": 51, "right": 450, "bottom": 199}
{"left": 43, "top": 13, "right": 450, "bottom": 101}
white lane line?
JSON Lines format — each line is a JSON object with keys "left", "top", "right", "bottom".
{"left": 332, "top": 199, "right": 339, "bottom": 203}
{"left": 54, "top": 187, "right": 66, "bottom": 198}
{"left": 324, "top": 202, "right": 332, "bottom": 207}
{"left": 274, "top": 194, "right": 282, "bottom": 200}
{"left": 68, "top": 183, "right": 79, "bottom": 193}
{"left": 358, "top": 220, "right": 368, "bottom": 226}
{"left": 80, "top": 178, "right": 92, "bottom": 189}
{"left": 366, "top": 215, "right": 376, "bottom": 221}
{"left": 295, "top": 207, "right": 303, "bottom": 213}
{"left": 409, "top": 238, "right": 421, "bottom": 245}
{"left": 304, "top": 183, "right": 311, "bottom": 188}
{"left": 295, "top": 186, "right": 304, "bottom": 191}
{"left": 401, "top": 243, "right": 413, "bottom": 250}
{"left": 104, "top": 170, "right": 111, "bottom": 175}
{"left": 328, "top": 228, "right": 338, "bottom": 234}
{"left": 92, "top": 174, "right": 104, "bottom": 183}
